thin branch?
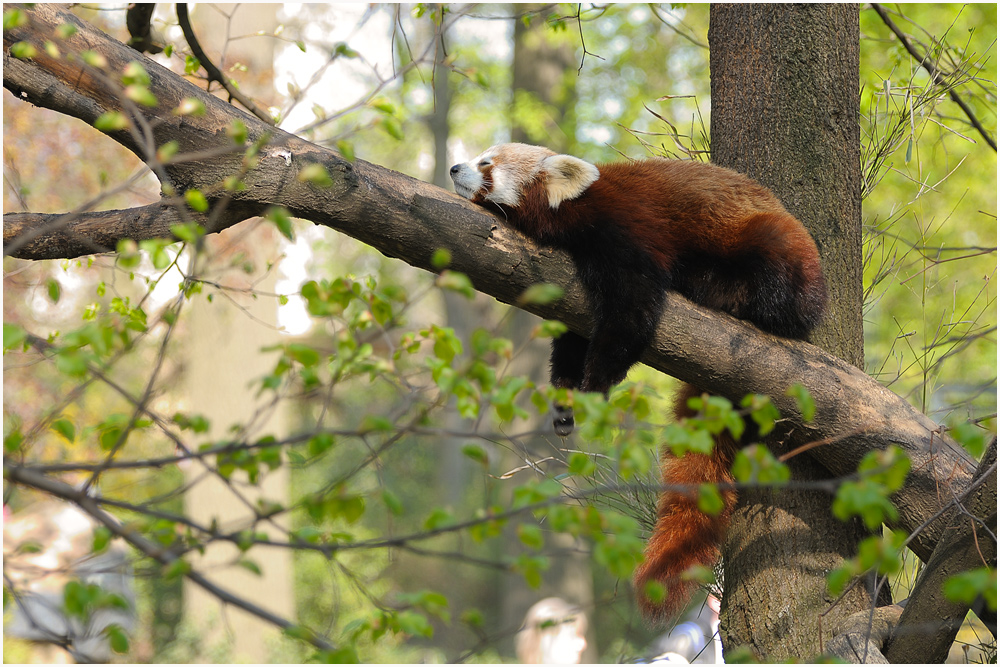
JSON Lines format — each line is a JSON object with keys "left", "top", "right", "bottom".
{"left": 175, "top": 3, "right": 275, "bottom": 126}
{"left": 2, "top": 465, "right": 339, "bottom": 654}
{"left": 871, "top": 3, "right": 997, "bottom": 151}
{"left": 125, "top": 3, "right": 163, "bottom": 54}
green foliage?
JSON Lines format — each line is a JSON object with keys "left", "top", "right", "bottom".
{"left": 828, "top": 530, "right": 907, "bottom": 597}
{"left": 943, "top": 567, "right": 997, "bottom": 611}
{"left": 3, "top": 4, "right": 993, "bottom": 663}
{"left": 832, "top": 446, "right": 910, "bottom": 529}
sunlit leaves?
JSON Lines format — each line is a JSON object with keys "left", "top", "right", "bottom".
{"left": 265, "top": 206, "right": 295, "bottom": 240}
{"left": 518, "top": 282, "right": 565, "bottom": 306}
{"left": 731, "top": 444, "right": 790, "bottom": 485}
{"left": 3, "top": 323, "right": 28, "bottom": 351}
{"left": 828, "top": 531, "right": 906, "bottom": 596}
{"left": 298, "top": 162, "right": 333, "bottom": 187}
{"left": 173, "top": 97, "right": 207, "bottom": 117}
{"left": 3, "top": 8, "right": 29, "bottom": 30}
{"left": 63, "top": 580, "right": 131, "bottom": 622}
{"left": 94, "top": 111, "right": 130, "bottom": 132}
{"left": 184, "top": 188, "right": 210, "bottom": 212}
{"left": 435, "top": 270, "right": 475, "bottom": 299}
{"left": 9, "top": 41, "right": 37, "bottom": 59}
{"left": 832, "top": 445, "right": 910, "bottom": 529}
{"left": 943, "top": 567, "right": 997, "bottom": 611}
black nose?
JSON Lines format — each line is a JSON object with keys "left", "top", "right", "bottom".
{"left": 449, "top": 164, "right": 460, "bottom": 175}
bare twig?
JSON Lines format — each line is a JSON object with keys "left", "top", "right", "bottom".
{"left": 175, "top": 4, "right": 275, "bottom": 126}
{"left": 871, "top": 3, "right": 996, "bottom": 151}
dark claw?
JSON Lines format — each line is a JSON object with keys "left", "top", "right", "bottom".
{"left": 553, "top": 405, "right": 575, "bottom": 437}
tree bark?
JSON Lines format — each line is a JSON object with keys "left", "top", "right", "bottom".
{"left": 884, "top": 439, "right": 997, "bottom": 663}
{"left": 2, "top": 2, "right": 981, "bottom": 629}
{"left": 710, "top": 4, "right": 873, "bottom": 660}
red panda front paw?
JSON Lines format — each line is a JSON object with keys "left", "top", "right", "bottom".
{"left": 553, "top": 405, "right": 575, "bottom": 436}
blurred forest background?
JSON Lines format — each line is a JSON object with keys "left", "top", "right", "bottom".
{"left": 3, "top": 3, "right": 996, "bottom": 663}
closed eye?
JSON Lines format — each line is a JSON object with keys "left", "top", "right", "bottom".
{"left": 478, "top": 160, "right": 491, "bottom": 168}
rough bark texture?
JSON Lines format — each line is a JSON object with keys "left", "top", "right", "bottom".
{"left": 709, "top": 4, "right": 873, "bottom": 660}
{"left": 2, "top": 5, "right": 983, "bottom": 646}
{"left": 884, "top": 440, "right": 997, "bottom": 663}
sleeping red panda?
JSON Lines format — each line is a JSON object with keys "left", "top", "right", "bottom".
{"left": 450, "top": 143, "right": 827, "bottom": 621}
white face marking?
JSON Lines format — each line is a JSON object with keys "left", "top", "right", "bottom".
{"left": 449, "top": 143, "right": 598, "bottom": 208}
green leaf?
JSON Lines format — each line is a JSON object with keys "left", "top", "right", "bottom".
{"left": 227, "top": 119, "right": 248, "bottom": 145}
{"left": 3, "top": 8, "right": 29, "bottom": 30}
{"left": 4, "top": 426, "right": 24, "bottom": 454}
{"left": 4, "top": 323, "right": 28, "bottom": 351}
{"left": 461, "top": 444, "right": 489, "bottom": 466}
{"left": 298, "top": 163, "right": 333, "bottom": 187}
{"left": 430, "top": 248, "right": 452, "bottom": 269}
{"left": 380, "top": 116, "right": 404, "bottom": 140}
{"left": 170, "top": 221, "right": 205, "bottom": 243}
{"left": 94, "top": 111, "right": 130, "bottom": 132}
{"left": 80, "top": 50, "right": 108, "bottom": 68}
{"left": 163, "top": 559, "right": 191, "bottom": 579}
{"left": 381, "top": 489, "right": 404, "bottom": 516}
{"left": 265, "top": 206, "right": 295, "bottom": 240}
{"left": 124, "top": 84, "right": 158, "bottom": 107}
{"left": 517, "top": 523, "right": 544, "bottom": 550}
{"left": 56, "top": 22, "right": 78, "bottom": 39}
{"left": 335, "top": 139, "right": 355, "bottom": 162}
{"left": 396, "top": 610, "right": 433, "bottom": 638}
{"left": 436, "top": 270, "right": 475, "bottom": 299}
{"left": 307, "top": 432, "right": 335, "bottom": 457}
{"left": 184, "top": 189, "right": 210, "bottom": 213}
{"left": 238, "top": 559, "right": 263, "bottom": 576}
{"left": 697, "top": 483, "right": 725, "bottom": 516}
{"left": 174, "top": 97, "right": 207, "bottom": 117}
{"left": 518, "top": 282, "right": 564, "bottom": 306}
{"left": 105, "top": 624, "right": 130, "bottom": 654}
{"left": 785, "top": 383, "right": 816, "bottom": 422}
{"left": 10, "top": 41, "right": 37, "bottom": 59}
{"left": 156, "top": 140, "right": 180, "bottom": 163}
{"left": 943, "top": 567, "right": 996, "bottom": 610}
{"left": 948, "top": 420, "right": 991, "bottom": 459}
{"left": 51, "top": 418, "right": 76, "bottom": 443}
{"left": 334, "top": 42, "right": 359, "bottom": 58}
{"left": 121, "top": 60, "right": 150, "bottom": 86}
{"left": 423, "top": 507, "right": 455, "bottom": 531}
{"left": 535, "top": 320, "right": 568, "bottom": 339}
{"left": 46, "top": 278, "right": 61, "bottom": 303}
{"left": 567, "top": 451, "right": 596, "bottom": 476}
{"left": 184, "top": 54, "right": 201, "bottom": 75}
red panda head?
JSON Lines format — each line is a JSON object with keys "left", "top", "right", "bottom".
{"left": 450, "top": 143, "right": 600, "bottom": 209}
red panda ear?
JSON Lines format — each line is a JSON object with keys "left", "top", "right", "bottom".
{"left": 540, "top": 154, "right": 600, "bottom": 208}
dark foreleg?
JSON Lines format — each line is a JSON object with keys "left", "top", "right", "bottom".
{"left": 549, "top": 331, "right": 589, "bottom": 436}
{"left": 579, "top": 269, "right": 666, "bottom": 396}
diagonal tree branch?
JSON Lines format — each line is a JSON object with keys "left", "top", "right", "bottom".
{"left": 1, "top": 4, "right": 980, "bottom": 567}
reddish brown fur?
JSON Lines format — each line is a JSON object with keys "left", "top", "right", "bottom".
{"left": 633, "top": 384, "right": 739, "bottom": 621}
{"left": 464, "top": 151, "right": 826, "bottom": 622}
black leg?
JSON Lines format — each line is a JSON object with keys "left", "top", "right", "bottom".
{"left": 549, "top": 331, "right": 588, "bottom": 436}
{"left": 579, "top": 272, "right": 666, "bottom": 396}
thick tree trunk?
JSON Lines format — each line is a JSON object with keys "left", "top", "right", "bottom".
{"left": 709, "top": 4, "right": 873, "bottom": 660}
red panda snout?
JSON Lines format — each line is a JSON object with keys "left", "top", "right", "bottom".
{"left": 450, "top": 161, "right": 488, "bottom": 202}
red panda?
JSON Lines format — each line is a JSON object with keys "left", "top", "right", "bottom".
{"left": 450, "top": 143, "right": 827, "bottom": 621}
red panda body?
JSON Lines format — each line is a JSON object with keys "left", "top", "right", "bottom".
{"left": 450, "top": 143, "right": 827, "bottom": 622}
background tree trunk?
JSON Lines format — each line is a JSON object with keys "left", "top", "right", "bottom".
{"left": 709, "top": 4, "right": 874, "bottom": 659}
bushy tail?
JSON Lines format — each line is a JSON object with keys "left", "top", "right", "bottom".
{"left": 633, "top": 384, "right": 738, "bottom": 622}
